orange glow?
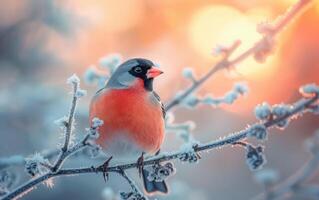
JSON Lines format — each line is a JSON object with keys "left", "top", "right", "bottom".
{"left": 188, "top": 5, "right": 277, "bottom": 79}
{"left": 77, "top": 0, "right": 144, "bottom": 32}
{"left": 17, "top": 0, "right": 318, "bottom": 113}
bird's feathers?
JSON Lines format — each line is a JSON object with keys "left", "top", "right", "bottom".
{"left": 152, "top": 91, "right": 166, "bottom": 119}
{"left": 90, "top": 79, "right": 165, "bottom": 155}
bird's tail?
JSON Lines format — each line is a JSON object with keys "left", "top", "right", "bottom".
{"left": 142, "top": 168, "right": 168, "bottom": 194}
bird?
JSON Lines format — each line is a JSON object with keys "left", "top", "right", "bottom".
{"left": 89, "top": 58, "right": 168, "bottom": 194}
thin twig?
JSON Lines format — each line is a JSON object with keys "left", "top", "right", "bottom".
{"left": 252, "top": 154, "right": 319, "bottom": 200}
{"left": 0, "top": 150, "right": 60, "bottom": 170}
{"left": 116, "top": 168, "right": 147, "bottom": 200}
{"left": 52, "top": 82, "right": 79, "bottom": 172}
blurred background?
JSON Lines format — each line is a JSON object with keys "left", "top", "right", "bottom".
{"left": 0, "top": 0, "right": 319, "bottom": 199}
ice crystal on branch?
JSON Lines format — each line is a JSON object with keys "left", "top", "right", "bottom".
{"left": 75, "top": 89, "right": 87, "bottom": 98}
{"left": 179, "top": 143, "right": 201, "bottom": 163}
{"left": 182, "top": 68, "right": 197, "bottom": 82}
{"left": 299, "top": 83, "right": 319, "bottom": 97}
{"left": 233, "top": 82, "right": 249, "bottom": 95}
{"left": 85, "top": 117, "right": 103, "bottom": 141}
{"left": 245, "top": 145, "right": 266, "bottom": 171}
{"left": 120, "top": 192, "right": 145, "bottom": 200}
{"left": 146, "top": 162, "right": 175, "bottom": 182}
{"left": 255, "top": 102, "right": 272, "bottom": 120}
{"left": 177, "top": 82, "right": 248, "bottom": 109}
{"left": 247, "top": 124, "right": 268, "bottom": 140}
{"left": 85, "top": 143, "right": 102, "bottom": 158}
{"left": 84, "top": 54, "right": 122, "bottom": 87}
{"left": 25, "top": 153, "right": 50, "bottom": 177}
{"left": 0, "top": 171, "right": 18, "bottom": 196}
{"left": 165, "top": 113, "right": 196, "bottom": 142}
{"left": 0, "top": 187, "right": 8, "bottom": 197}
{"left": 84, "top": 65, "right": 100, "bottom": 83}
{"left": 272, "top": 104, "right": 291, "bottom": 129}
{"left": 67, "top": 74, "right": 80, "bottom": 85}
{"left": 54, "top": 116, "right": 68, "bottom": 128}
{"left": 99, "top": 53, "right": 122, "bottom": 74}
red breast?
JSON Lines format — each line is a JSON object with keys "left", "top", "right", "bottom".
{"left": 89, "top": 79, "right": 165, "bottom": 154}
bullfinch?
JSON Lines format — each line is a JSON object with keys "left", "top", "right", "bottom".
{"left": 89, "top": 58, "right": 167, "bottom": 194}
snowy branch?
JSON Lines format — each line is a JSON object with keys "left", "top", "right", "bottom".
{"left": 1, "top": 83, "right": 318, "bottom": 200}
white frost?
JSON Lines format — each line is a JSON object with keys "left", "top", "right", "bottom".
{"left": 67, "top": 74, "right": 80, "bottom": 84}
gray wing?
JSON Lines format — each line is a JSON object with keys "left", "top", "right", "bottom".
{"left": 153, "top": 91, "right": 166, "bottom": 119}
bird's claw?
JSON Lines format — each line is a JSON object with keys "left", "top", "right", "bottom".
{"left": 97, "top": 156, "right": 113, "bottom": 182}
{"left": 155, "top": 149, "right": 161, "bottom": 156}
{"left": 137, "top": 152, "right": 144, "bottom": 178}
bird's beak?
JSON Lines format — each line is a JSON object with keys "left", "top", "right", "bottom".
{"left": 146, "top": 67, "right": 163, "bottom": 79}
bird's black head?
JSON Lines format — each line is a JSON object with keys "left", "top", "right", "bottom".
{"left": 106, "top": 58, "right": 163, "bottom": 91}
{"left": 127, "top": 58, "right": 163, "bottom": 91}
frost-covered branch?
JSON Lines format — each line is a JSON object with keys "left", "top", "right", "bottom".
{"left": 51, "top": 74, "right": 81, "bottom": 172}
{"left": 0, "top": 150, "right": 60, "bottom": 170}
{"left": 2, "top": 83, "right": 318, "bottom": 200}
{"left": 0, "top": 74, "right": 105, "bottom": 200}
{"left": 165, "top": 0, "right": 312, "bottom": 111}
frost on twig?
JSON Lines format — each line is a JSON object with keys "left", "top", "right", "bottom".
{"left": 25, "top": 153, "right": 51, "bottom": 177}
{"left": 146, "top": 162, "right": 175, "bottom": 182}
{"left": 165, "top": 112, "right": 196, "bottom": 143}
{"left": 52, "top": 74, "right": 87, "bottom": 172}
{"left": 117, "top": 169, "right": 147, "bottom": 200}
{"left": 245, "top": 145, "right": 266, "bottom": 171}
{"left": 253, "top": 130, "right": 319, "bottom": 200}
{"left": 178, "top": 143, "right": 201, "bottom": 163}
{"left": 232, "top": 142, "right": 266, "bottom": 171}
{"left": 175, "top": 81, "right": 248, "bottom": 109}
{"left": 84, "top": 54, "right": 122, "bottom": 87}
{"left": 247, "top": 124, "right": 268, "bottom": 141}
{"left": 0, "top": 171, "right": 18, "bottom": 197}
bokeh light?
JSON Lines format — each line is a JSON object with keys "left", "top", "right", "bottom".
{"left": 188, "top": 5, "right": 278, "bottom": 78}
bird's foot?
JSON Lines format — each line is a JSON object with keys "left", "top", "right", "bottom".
{"left": 155, "top": 149, "right": 161, "bottom": 156}
{"left": 137, "top": 152, "right": 145, "bottom": 178}
{"left": 96, "top": 156, "right": 113, "bottom": 182}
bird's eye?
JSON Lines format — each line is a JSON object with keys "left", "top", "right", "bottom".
{"left": 134, "top": 67, "right": 142, "bottom": 73}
